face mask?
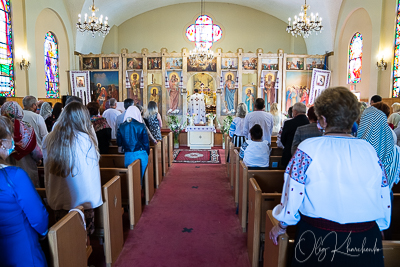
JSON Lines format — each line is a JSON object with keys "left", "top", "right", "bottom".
{"left": 317, "top": 120, "right": 324, "bottom": 131}
{"left": 2, "top": 139, "right": 14, "bottom": 156}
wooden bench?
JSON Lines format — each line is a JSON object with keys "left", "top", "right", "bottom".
{"left": 269, "top": 156, "right": 284, "bottom": 169}
{"left": 227, "top": 140, "right": 233, "bottom": 178}
{"left": 391, "top": 193, "right": 400, "bottom": 240}
{"left": 47, "top": 205, "right": 89, "bottom": 267}
{"left": 224, "top": 134, "right": 230, "bottom": 163}
{"left": 108, "top": 146, "right": 120, "bottom": 154}
{"left": 97, "top": 176, "right": 124, "bottom": 267}
{"left": 161, "top": 135, "right": 169, "bottom": 176}
{"left": 151, "top": 141, "right": 163, "bottom": 188}
{"left": 110, "top": 139, "right": 117, "bottom": 146}
{"left": 271, "top": 136, "right": 277, "bottom": 142}
{"left": 162, "top": 132, "right": 174, "bottom": 167}
{"left": 271, "top": 147, "right": 283, "bottom": 157}
{"left": 99, "top": 152, "right": 155, "bottom": 205}
{"left": 248, "top": 178, "right": 281, "bottom": 267}
{"left": 238, "top": 162, "right": 284, "bottom": 231}
{"left": 233, "top": 149, "right": 241, "bottom": 205}
{"left": 100, "top": 159, "right": 141, "bottom": 229}
{"left": 230, "top": 145, "right": 239, "bottom": 188}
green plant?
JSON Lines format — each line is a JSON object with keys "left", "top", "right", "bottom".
{"left": 217, "top": 115, "right": 233, "bottom": 135}
{"left": 167, "top": 115, "right": 187, "bottom": 135}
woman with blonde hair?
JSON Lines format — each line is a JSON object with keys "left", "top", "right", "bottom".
{"left": 388, "top": 102, "right": 400, "bottom": 129}
{"left": 144, "top": 101, "right": 162, "bottom": 141}
{"left": 229, "top": 102, "right": 247, "bottom": 147}
{"left": 269, "top": 103, "right": 281, "bottom": 136}
{"left": 43, "top": 102, "right": 103, "bottom": 236}
{"left": 0, "top": 116, "right": 48, "bottom": 266}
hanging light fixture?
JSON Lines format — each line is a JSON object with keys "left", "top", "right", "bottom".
{"left": 77, "top": 0, "right": 110, "bottom": 37}
{"left": 188, "top": 0, "right": 215, "bottom": 64}
{"left": 286, "top": 0, "right": 323, "bottom": 38}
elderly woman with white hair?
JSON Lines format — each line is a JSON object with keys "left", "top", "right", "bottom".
{"left": 117, "top": 106, "right": 150, "bottom": 184}
{"left": 388, "top": 102, "right": 400, "bottom": 129}
{"left": 229, "top": 102, "right": 247, "bottom": 147}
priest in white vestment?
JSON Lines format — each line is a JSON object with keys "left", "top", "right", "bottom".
{"left": 189, "top": 89, "right": 206, "bottom": 124}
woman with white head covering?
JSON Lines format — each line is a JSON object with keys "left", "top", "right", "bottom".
{"left": 117, "top": 106, "right": 150, "bottom": 184}
{"left": 40, "top": 102, "right": 54, "bottom": 132}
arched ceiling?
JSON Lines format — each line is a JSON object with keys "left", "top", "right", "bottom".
{"left": 70, "top": 0, "right": 343, "bottom": 55}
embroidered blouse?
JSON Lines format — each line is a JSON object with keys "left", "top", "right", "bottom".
{"left": 272, "top": 136, "right": 391, "bottom": 230}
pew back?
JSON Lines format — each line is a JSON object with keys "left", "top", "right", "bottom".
{"left": 271, "top": 147, "right": 283, "bottom": 156}
{"left": 233, "top": 149, "right": 240, "bottom": 204}
{"left": 47, "top": 206, "right": 87, "bottom": 267}
{"left": 248, "top": 179, "right": 281, "bottom": 267}
{"left": 108, "top": 146, "right": 120, "bottom": 154}
{"left": 162, "top": 135, "right": 169, "bottom": 176}
{"left": 151, "top": 142, "right": 162, "bottom": 187}
{"left": 230, "top": 146, "right": 239, "bottom": 187}
{"left": 392, "top": 193, "right": 400, "bottom": 240}
{"left": 100, "top": 159, "right": 141, "bottom": 229}
{"left": 102, "top": 176, "right": 124, "bottom": 267}
{"left": 145, "top": 149, "right": 155, "bottom": 204}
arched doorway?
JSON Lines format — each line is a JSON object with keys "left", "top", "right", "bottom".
{"left": 187, "top": 73, "right": 217, "bottom": 113}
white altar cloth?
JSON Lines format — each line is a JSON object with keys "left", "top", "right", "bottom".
{"left": 186, "top": 126, "right": 216, "bottom": 133}
{"left": 185, "top": 126, "right": 215, "bottom": 149}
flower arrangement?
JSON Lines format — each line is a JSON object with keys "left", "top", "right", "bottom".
{"left": 206, "top": 113, "right": 216, "bottom": 126}
{"left": 167, "top": 115, "right": 187, "bottom": 135}
{"left": 217, "top": 115, "right": 233, "bottom": 136}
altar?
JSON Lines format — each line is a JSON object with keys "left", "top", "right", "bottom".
{"left": 186, "top": 126, "right": 216, "bottom": 149}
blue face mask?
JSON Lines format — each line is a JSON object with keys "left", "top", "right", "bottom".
{"left": 3, "top": 139, "right": 14, "bottom": 156}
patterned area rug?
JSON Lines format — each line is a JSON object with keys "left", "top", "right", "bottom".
{"left": 173, "top": 149, "right": 221, "bottom": 164}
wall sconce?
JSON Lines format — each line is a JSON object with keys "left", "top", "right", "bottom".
{"left": 377, "top": 57, "right": 387, "bottom": 71}
{"left": 20, "top": 56, "right": 30, "bottom": 70}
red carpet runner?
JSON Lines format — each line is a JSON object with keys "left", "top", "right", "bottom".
{"left": 114, "top": 149, "right": 250, "bottom": 267}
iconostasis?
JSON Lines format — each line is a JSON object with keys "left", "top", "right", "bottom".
{"left": 79, "top": 48, "right": 326, "bottom": 126}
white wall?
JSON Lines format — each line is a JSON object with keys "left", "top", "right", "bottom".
{"left": 101, "top": 3, "right": 308, "bottom": 55}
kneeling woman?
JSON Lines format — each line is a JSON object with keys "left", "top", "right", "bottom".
{"left": 43, "top": 102, "right": 103, "bottom": 236}
{"left": 269, "top": 87, "right": 391, "bottom": 267}
{"left": 117, "top": 106, "right": 150, "bottom": 185}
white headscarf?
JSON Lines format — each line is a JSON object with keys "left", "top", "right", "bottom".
{"left": 123, "top": 106, "right": 143, "bottom": 123}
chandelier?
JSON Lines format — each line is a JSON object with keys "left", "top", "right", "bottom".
{"left": 188, "top": 0, "right": 214, "bottom": 63}
{"left": 189, "top": 47, "right": 214, "bottom": 64}
{"left": 286, "top": 0, "right": 323, "bottom": 38}
{"left": 77, "top": 0, "right": 110, "bottom": 37}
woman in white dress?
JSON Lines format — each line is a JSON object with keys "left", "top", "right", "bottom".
{"left": 269, "top": 87, "right": 390, "bottom": 266}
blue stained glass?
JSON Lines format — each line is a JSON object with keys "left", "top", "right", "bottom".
{"left": 44, "top": 32, "right": 59, "bottom": 98}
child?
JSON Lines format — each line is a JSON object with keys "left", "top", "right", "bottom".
{"left": 239, "top": 124, "right": 271, "bottom": 168}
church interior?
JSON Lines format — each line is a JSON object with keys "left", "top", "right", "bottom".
{"left": 2, "top": 0, "right": 400, "bottom": 266}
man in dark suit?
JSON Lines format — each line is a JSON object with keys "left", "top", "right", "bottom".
{"left": 291, "top": 106, "right": 323, "bottom": 155}
{"left": 281, "top": 102, "right": 310, "bottom": 166}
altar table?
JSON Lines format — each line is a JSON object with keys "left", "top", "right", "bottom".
{"left": 185, "top": 126, "right": 216, "bottom": 149}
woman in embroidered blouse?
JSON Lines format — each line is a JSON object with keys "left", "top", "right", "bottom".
{"left": 87, "top": 101, "right": 112, "bottom": 154}
{"left": 229, "top": 103, "right": 247, "bottom": 147}
{"left": 269, "top": 87, "right": 391, "bottom": 267}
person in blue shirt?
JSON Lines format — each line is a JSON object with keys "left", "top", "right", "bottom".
{"left": 0, "top": 116, "right": 49, "bottom": 266}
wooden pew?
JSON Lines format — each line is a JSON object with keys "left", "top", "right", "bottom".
{"left": 248, "top": 178, "right": 281, "bottom": 267}
{"left": 271, "top": 147, "right": 283, "bottom": 156}
{"left": 161, "top": 135, "right": 169, "bottom": 176}
{"left": 99, "top": 153, "right": 155, "bottom": 205}
{"left": 230, "top": 145, "right": 239, "bottom": 188}
{"left": 99, "top": 176, "right": 124, "bottom": 267}
{"left": 271, "top": 136, "right": 277, "bottom": 142}
{"left": 108, "top": 146, "right": 120, "bottom": 154}
{"left": 269, "top": 156, "right": 285, "bottom": 170}
{"left": 263, "top": 210, "right": 296, "bottom": 267}
{"left": 238, "top": 162, "right": 284, "bottom": 231}
{"left": 150, "top": 141, "right": 163, "bottom": 188}
{"left": 227, "top": 140, "right": 233, "bottom": 178}
{"left": 391, "top": 193, "right": 400, "bottom": 240}
{"left": 47, "top": 205, "right": 89, "bottom": 267}
{"left": 224, "top": 134, "right": 229, "bottom": 163}
{"left": 110, "top": 139, "right": 117, "bottom": 146}
{"left": 100, "top": 159, "right": 141, "bottom": 229}
{"left": 233, "top": 149, "right": 241, "bottom": 205}
{"left": 162, "top": 132, "right": 174, "bottom": 167}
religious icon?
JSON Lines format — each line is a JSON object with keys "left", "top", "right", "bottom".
{"left": 285, "top": 72, "right": 312, "bottom": 111}
{"left": 148, "top": 57, "right": 162, "bottom": 70}
{"left": 168, "top": 72, "right": 180, "bottom": 114}
{"left": 83, "top": 57, "right": 99, "bottom": 70}
{"left": 263, "top": 73, "right": 277, "bottom": 112}
{"left": 316, "top": 74, "right": 326, "bottom": 86}
{"left": 286, "top": 58, "right": 304, "bottom": 70}
{"left": 127, "top": 58, "right": 143, "bottom": 69}
{"left": 130, "top": 73, "right": 141, "bottom": 105}
{"left": 221, "top": 58, "right": 238, "bottom": 69}
{"left": 148, "top": 85, "right": 162, "bottom": 117}
{"left": 223, "top": 72, "right": 236, "bottom": 114}
{"left": 90, "top": 71, "right": 119, "bottom": 108}
{"left": 306, "top": 58, "right": 324, "bottom": 70}
{"left": 166, "top": 58, "right": 183, "bottom": 69}
{"left": 102, "top": 57, "right": 119, "bottom": 69}
{"left": 261, "top": 58, "right": 278, "bottom": 70}
{"left": 76, "top": 76, "right": 85, "bottom": 88}
{"left": 243, "top": 86, "right": 255, "bottom": 113}
{"left": 242, "top": 57, "right": 257, "bottom": 70}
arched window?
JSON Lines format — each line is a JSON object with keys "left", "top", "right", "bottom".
{"left": 393, "top": 1, "right": 400, "bottom": 97}
{"left": 186, "top": 15, "right": 222, "bottom": 50}
{"left": 0, "top": 0, "right": 14, "bottom": 97}
{"left": 44, "top": 32, "right": 59, "bottom": 98}
{"left": 348, "top": 32, "right": 363, "bottom": 84}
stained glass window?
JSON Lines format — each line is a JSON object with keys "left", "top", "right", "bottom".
{"left": 186, "top": 15, "right": 222, "bottom": 50}
{"left": 0, "top": 0, "right": 14, "bottom": 97}
{"left": 44, "top": 32, "right": 59, "bottom": 98}
{"left": 348, "top": 32, "right": 363, "bottom": 84}
{"left": 393, "top": 1, "right": 400, "bottom": 97}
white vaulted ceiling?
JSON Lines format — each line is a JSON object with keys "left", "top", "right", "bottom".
{"left": 70, "top": 0, "right": 343, "bottom": 55}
